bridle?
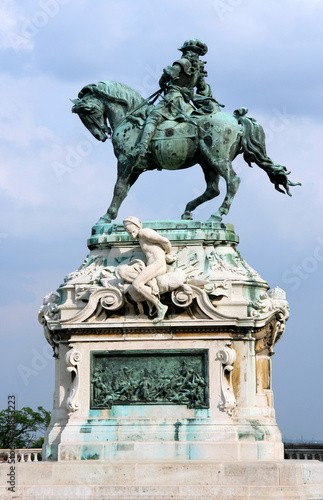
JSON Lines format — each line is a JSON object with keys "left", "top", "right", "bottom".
{"left": 76, "top": 99, "right": 112, "bottom": 138}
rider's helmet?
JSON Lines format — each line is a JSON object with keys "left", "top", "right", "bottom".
{"left": 178, "top": 39, "right": 208, "bottom": 56}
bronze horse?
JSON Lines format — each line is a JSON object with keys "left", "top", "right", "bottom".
{"left": 71, "top": 81, "right": 300, "bottom": 224}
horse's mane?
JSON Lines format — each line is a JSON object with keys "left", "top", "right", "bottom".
{"left": 78, "top": 81, "right": 145, "bottom": 113}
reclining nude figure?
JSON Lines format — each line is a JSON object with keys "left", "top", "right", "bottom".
{"left": 123, "top": 216, "right": 176, "bottom": 323}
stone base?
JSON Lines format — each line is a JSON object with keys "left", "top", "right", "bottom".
{"left": 1, "top": 461, "right": 323, "bottom": 499}
{"left": 40, "top": 220, "right": 291, "bottom": 470}
{"left": 42, "top": 336, "right": 285, "bottom": 462}
{"left": 44, "top": 413, "right": 284, "bottom": 462}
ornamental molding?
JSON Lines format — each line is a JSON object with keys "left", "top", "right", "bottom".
{"left": 65, "top": 347, "right": 81, "bottom": 415}
{"left": 217, "top": 342, "right": 237, "bottom": 415}
{"left": 39, "top": 241, "right": 289, "bottom": 331}
{"left": 249, "top": 286, "right": 289, "bottom": 321}
{"left": 254, "top": 311, "right": 287, "bottom": 355}
{"left": 59, "top": 280, "right": 236, "bottom": 326}
{"left": 38, "top": 292, "right": 61, "bottom": 357}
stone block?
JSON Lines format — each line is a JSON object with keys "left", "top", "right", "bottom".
{"left": 13, "top": 463, "right": 54, "bottom": 485}
{"left": 24, "top": 485, "right": 92, "bottom": 499}
{"left": 257, "top": 440, "right": 284, "bottom": 460}
{"left": 135, "top": 462, "right": 222, "bottom": 486}
{"left": 278, "top": 461, "right": 303, "bottom": 486}
{"left": 303, "top": 484, "right": 323, "bottom": 499}
{"left": 178, "top": 485, "right": 250, "bottom": 499}
{"left": 239, "top": 441, "right": 258, "bottom": 460}
{"left": 91, "top": 485, "right": 178, "bottom": 499}
{"left": 59, "top": 443, "right": 103, "bottom": 461}
{"left": 248, "top": 486, "right": 306, "bottom": 499}
{"left": 189, "top": 442, "right": 239, "bottom": 461}
{"left": 222, "top": 461, "right": 279, "bottom": 486}
{"left": 302, "top": 461, "right": 323, "bottom": 484}
{"left": 51, "top": 462, "right": 136, "bottom": 485}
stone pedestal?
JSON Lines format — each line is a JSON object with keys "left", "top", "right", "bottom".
{"left": 39, "top": 221, "right": 289, "bottom": 463}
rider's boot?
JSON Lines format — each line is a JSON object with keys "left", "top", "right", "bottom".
{"left": 133, "top": 122, "right": 157, "bottom": 158}
{"left": 131, "top": 113, "right": 163, "bottom": 163}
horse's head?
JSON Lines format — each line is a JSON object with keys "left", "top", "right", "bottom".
{"left": 71, "top": 95, "right": 111, "bottom": 142}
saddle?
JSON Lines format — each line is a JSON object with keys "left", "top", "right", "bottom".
{"left": 152, "top": 120, "right": 197, "bottom": 141}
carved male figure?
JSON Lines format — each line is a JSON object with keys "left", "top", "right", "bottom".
{"left": 123, "top": 216, "right": 175, "bottom": 323}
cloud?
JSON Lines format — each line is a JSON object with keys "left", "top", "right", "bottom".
{"left": 0, "top": 0, "right": 34, "bottom": 51}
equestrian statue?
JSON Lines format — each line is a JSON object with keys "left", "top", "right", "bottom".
{"left": 71, "top": 38, "right": 300, "bottom": 224}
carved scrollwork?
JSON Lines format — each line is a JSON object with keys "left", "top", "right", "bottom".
{"left": 60, "top": 286, "right": 125, "bottom": 324}
{"left": 170, "top": 284, "right": 232, "bottom": 322}
{"left": 217, "top": 342, "right": 237, "bottom": 415}
{"left": 171, "top": 285, "right": 194, "bottom": 308}
{"left": 100, "top": 284, "right": 124, "bottom": 310}
{"left": 65, "top": 348, "right": 81, "bottom": 414}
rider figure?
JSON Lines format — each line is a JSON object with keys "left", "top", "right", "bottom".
{"left": 131, "top": 38, "right": 219, "bottom": 162}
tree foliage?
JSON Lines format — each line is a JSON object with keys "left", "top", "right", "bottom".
{"left": 0, "top": 406, "right": 50, "bottom": 449}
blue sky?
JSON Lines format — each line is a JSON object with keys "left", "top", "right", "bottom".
{"left": 0, "top": 0, "right": 323, "bottom": 440}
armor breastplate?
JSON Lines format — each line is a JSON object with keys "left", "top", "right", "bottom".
{"left": 173, "top": 72, "right": 199, "bottom": 89}
{"left": 169, "top": 58, "right": 201, "bottom": 89}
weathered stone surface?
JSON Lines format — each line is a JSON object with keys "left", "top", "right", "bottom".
{"left": 40, "top": 221, "right": 288, "bottom": 335}
{"left": 1, "top": 461, "right": 323, "bottom": 499}
{"left": 42, "top": 337, "right": 284, "bottom": 462}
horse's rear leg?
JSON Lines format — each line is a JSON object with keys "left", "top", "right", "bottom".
{"left": 181, "top": 165, "right": 220, "bottom": 220}
{"left": 208, "top": 159, "right": 240, "bottom": 221}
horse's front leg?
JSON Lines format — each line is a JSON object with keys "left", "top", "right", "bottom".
{"left": 208, "top": 159, "right": 240, "bottom": 221}
{"left": 97, "top": 155, "right": 140, "bottom": 224}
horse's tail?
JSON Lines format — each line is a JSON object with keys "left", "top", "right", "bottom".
{"left": 234, "top": 108, "right": 301, "bottom": 196}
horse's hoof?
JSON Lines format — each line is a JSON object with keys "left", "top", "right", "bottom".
{"left": 208, "top": 214, "right": 223, "bottom": 222}
{"left": 181, "top": 211, "right": 193, "bottom": 220}
{"left": 96, "top": 214, "right": 112, "bottom": 225}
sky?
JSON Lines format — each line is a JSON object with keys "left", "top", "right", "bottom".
{"left": 0, "top": 0, "right": 322, "bottom": 441}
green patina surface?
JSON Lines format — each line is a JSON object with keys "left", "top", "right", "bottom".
{"left": 88, "top": 219, "right": 239, "bottom": 249}
{"left": 72, "top": 39, "right": 300, "bottom": 226}
{"left": 238, "top": 420, "right": 265, "bottom": 442}
{"left": 90, "top": 349, "right": 208, "bottom": 410}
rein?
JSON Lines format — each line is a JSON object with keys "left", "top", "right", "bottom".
{"left": 114, "top": 87, "right": 164, "bottom": 132}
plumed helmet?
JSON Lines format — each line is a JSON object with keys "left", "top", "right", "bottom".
{"left": 178, "top": 38, "right": 208, "bottom": 56}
